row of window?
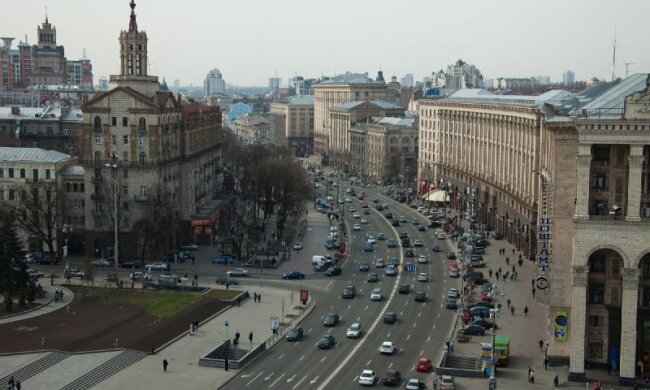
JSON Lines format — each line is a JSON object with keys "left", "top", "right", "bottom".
{"left": 0, "top": 167, "right": 51, "bottom": 180}
{"left": 65, "top": 182, "right": 85, "bottom": 193}
{"left": 94, "top": 135, "right": 147, "bottom": 145}
{"left": 94, "top": 117, "right": 147, "bottom": 131}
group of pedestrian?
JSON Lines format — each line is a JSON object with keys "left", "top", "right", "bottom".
{"left": 253, "top": 292, "right": 262, "bottom": 302}
{"left": 6, "top": 376, "right": 21, "bottom": 390}
{"left": 445, "top": 339, "right": 455, "bottom": 352}
{"left": 54, "top": 288, "right": 65, "bottom": 302}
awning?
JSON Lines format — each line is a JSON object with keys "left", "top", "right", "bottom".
{"left": 421, "top": 190, "right": 448, "bottom": 202}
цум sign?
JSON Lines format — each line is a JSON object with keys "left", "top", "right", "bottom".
{"left": 535, "top": 217, "right": 550, "bottom": 290}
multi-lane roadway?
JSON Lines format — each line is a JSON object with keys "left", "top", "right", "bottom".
{"left": 223, "top": 186, "right": 458, "bottom": 389}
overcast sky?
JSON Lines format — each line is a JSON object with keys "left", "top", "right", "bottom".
{"left": 4, "top": 0, "right": 650, "bottom": 87}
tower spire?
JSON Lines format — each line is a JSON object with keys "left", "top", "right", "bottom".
{"left": 45, "top": 6, "right": 48, "bottom": 24}
{"left": 128, "top": 0, "right": 138, "bottom": 32}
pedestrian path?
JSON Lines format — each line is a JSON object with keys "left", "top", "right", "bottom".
{"left": 0, "top": 284, "right": 72, "bottom": 325}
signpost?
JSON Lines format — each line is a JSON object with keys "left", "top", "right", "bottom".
{"left": 225, "top": 320, "right": 229, "bottom": 340}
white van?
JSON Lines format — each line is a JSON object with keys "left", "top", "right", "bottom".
{"left": 312, "top": 255, "right": 328, "bottom": 267}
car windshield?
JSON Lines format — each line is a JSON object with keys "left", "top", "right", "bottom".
{"left": 349, "top": 324, "right": 360, "bottom": 331}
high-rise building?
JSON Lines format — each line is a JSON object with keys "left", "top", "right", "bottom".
{"left": 204, "top": 68, "right": 226, "bottom": 96}
{"left": 563, "top": 70, "right": 575, "bottom": 86}
{"left": 444, "top": 59, "right": 483, "bottom": 89}
{"left": 67, "top": 58, "right": 93, "bottom": 89}
{"left": 400, "top": 73, "right": 414, "bottom": 88}
{"left": 0, "top": 38, "right": 14, "bottom": 90}
{"left": 30, "top": 15, "right": 67, "bottom": 85}
{"left": 268, "top": 77, "right": 281, "bottom": 91}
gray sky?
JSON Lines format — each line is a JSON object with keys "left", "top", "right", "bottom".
{"left": 5, "top": 0, "right": 650, "bottom": 87}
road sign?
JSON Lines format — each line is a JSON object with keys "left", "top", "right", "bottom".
{"left": 406, "top": 264, "right": 417, "bottom": 272}
{"left": 225, "top": 320, "right": 229, "bottom": 327}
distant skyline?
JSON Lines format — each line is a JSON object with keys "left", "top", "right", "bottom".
{"left": 4, "top": 0, "right": 650, "bottom": 87}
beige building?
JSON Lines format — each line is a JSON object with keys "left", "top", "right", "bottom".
{"left": 231, "top": 114, "right": 270, "bottom": 145}
{"left": 269, "top": 95, "right": 314, "bottom": 155}
{"left": 418, "top": 74, "right": 650, "bottom": 385}
{"left": 365, "top": 117, "right": 417, "bottom": 184}
{"left": 313, "top": 72, "right": 387, "bottom": 155}
{"left": 29, "top": 16, "right": 68, "bottom": 85}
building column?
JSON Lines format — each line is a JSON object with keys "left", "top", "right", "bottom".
{"left": 619, "top": 268, "right": 640, "bottom": 385}
{"left": 575, "top": 144, "right": 592, "bottom": 219}
{"left": 569, "top": 265, "right": 588, "bottom": 381}
{"left": 626, "top": 145, "right": 644, "bottom": 222}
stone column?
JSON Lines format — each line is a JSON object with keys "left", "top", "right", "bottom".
{"left": 626, "top": 145, "right": 644, "bottom": 222}
{"left": 569, "top": 265, "right": 588, "bottom": 381}
{"left": 619, "top": 268, "right": 640, "bottom": 384}
{"left": 574, "top": 144, "right": 592, "bottom": 219}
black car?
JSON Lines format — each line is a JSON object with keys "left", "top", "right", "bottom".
{"left": 473, "top": 278, "right": 490, "bottom": 285}
{"left": 446, "top": 252, "right": 457, "bottom": 260}
{"left": 367, "top": 272, "right": 379, "bottom": 282}
{"left": 318, "top": 334, "right": 335, "bottom": 349}
{"left": 286, "top": 327, "right": 304, "bottom": 341}
{"left": 385, "top": 212, "right": 393, "bottom": 219}
{"left": 386, "top": 239, "right": 397, "bottom": 248}
{"left": 119, "top": 261, "right": 139, "bottom": 269}
{"left": 383, "top": 312, "right": 398, "bottom": 324}
{"left": 404, "top": 249, "right": 415, "bottom": 257}
{"left": 475, "top": 239, "right": 490, "bottom": 247}
{"left": 382, "top": 370, "right": 402, "bottom": 386}
{"left": 463, "top": 324, "right": 486, "bottom": 336}
{"left": 342, "top": 285, "right": 356, "bottom": 299}
{"left": 324, "top": 266, "right": 342, "bottom": 276}
{"left": 323, "top": 313, "right": 339, "bottom": 326}
{"left": 445, "top": 298, "right": 458, "bottom": 310}
{"left": 391, "top": 219, "right": 400, "bottom": 227}
{"left": 282, "top": 271, "right": 305, "bottom": 279}
{"left": 398, "top": 284, "right": 410, "bottom": 294}
{"left": 358, "top": 261, "right": 370, "bottom": 272}
{"left": 472, "top": 319, "right": 497, "bottom": 330}
{"left": 388, "top": 258, "right": 400, "bottom": 267}
{"left": 469, "top": 301, "right": 495, "bottom": 309}
{"left": 414, "top": 291, "right": 427, "bottom": 302}
{"left": 401, "top": 238, "right": 411, "bottom": 248}
{"left": 399, "top": 232, "right": 408, "bottom": 239}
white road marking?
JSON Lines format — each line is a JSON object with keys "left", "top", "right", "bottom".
{"left": 367, "top": 359, "right": 372, "bottom": 366}
{"left": 264, "top": 372, "right": 275, "bottom": 381}
{"left": 310, "top": 376, "right": 319, "bottom": 384}
{"left": 246, "top": 371, "right": 263, "bottom": 386}
{"left": 418, "top": 312, "right": 422, "bottom": 317}
{"left": 389, "top": 362, "right": 394, "bottom": 368}
{"left": 327, "top": 328, "right": 332, "bottom": 333}
{"left": 387, "top": 332, "right": 391, "bottom": 338}
{"left": 308, "top": 328, "right": 312, "bottom": 333}
{"left": 299, "top": 355, "right": 305, "bottom": 361}
{"left": 278, "top": 353, "right": 285, "bottom": 360}
{"left": 347, "top": 304, "right": 352, "bottom": 310}
{"left": 412, "top": 322, "right": 417, "bottom": 328}
{"left": 321, "top": 356, "right": 327, "bottom": 362}
{"left": 269, "top": 373, "right": 285, "bottom": 388}
{"left": 330, "top": 304, "right": 334, "bottom": 309}
{"left": 427, "top": 336, "right": 431, "bottom": 342}
{"left": 286, "top": 374, "right": 296, "bottom": 383}
{"left": 292, "top": 375, "right": 308, "bottom": 389}
{"left": 407, "top": 334, "right": 412, "bottom": 340}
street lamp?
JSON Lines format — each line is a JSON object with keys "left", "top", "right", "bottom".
{"left": 489, "top": 308, "right": 498, "bottom": 389}
{"left": 105, "top": 153, "right": 119, "bottom": 277}
{"left": 62, "top": 223, "right": 72, "bottom": 269}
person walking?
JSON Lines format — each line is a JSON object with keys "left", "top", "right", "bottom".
{"left": 258, "top": 293, "right": 262, "bottom": 302}
{"left": 528, "top": 369, "right": 535, "bottom": 383}
{"left": 510, "top": 305, "right": 515, "bottom": 315}
{"left": 532, "top": 287, "right": 536, "bottom": 298}
{"left": 524, "top": 306, "right": 529, "bottom": 316}
{"left": 253, "top": 292, "right": 258, "bottom": 302}
{"left": 544, "top": 356, "right": 549, "bottom": 370}
{"left": 538, "top": 339, "right": 544, "bottom": 351}
{"left": 507, "top": 299, "right": 512, "bottom": 308}
{"left": 432, "top": 375, "right": 438, "bottom": 390}
{"left": 163, "top": 359, "right": 168, "bottom": 372}
{"left": 249, "top": 331, "right": 253, "bottom": 345}
{"left": 449, "top": 340, "right": 454, "bottom": 352}
{"left": 488, "top": 268, "right": 493, "bottom": 278}
{"left": 512, "top": 265, "right": 516, "bottom": 273}
{"left": 224, "top": 357, "right": 229, "bottom": 371}
{"left": 506, "top": 257, "right": 510, "bottom": 265}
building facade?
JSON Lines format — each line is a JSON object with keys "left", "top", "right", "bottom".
{"left": 269, "top": 95, "right": 314, "bottom": 155}
{"left": 204, "top": 68, "right": 226, "bottom": 97}
{"left": 364, "top": 117, "right": 417, "bottom": 184}
{"left": 29, "top": 16, "right": 67, "bottom": 85}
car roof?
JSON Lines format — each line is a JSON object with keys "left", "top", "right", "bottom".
{"left": 362, "top": 369, "right": 374, "bottom": 374}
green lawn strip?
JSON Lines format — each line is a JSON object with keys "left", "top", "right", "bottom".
{"left": 144, "top": 293, "right": 201, "bottom": 317}
{"left": 206, "top": 289, "right": 241, "bottom": 300}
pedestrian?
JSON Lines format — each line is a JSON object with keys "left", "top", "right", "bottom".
{"left": 224, "top": 357, "right": 229, "bottom": 371}
{"left": 432, "top": 375, "right": 438, "bottom": 390}
{"left": 527, "top": 366, "right": 532, "bottom": 378}
{"left": 253, "top": 292, "right": 258, "bottom": 302}
{"left": 50, "top": 274, "right": 55, "bottom": 286}
{"left": 554, "top": 371, "right": 560, "bottom": 386}
{"left": 507, "top": 299, "right": 511, "bottom": 308}
{"left": 163, "top": 358, "right": 168, "bottom": 372}
{"left": 532, "top": 287, "right": 536, "bottom": 298}
{"left": 512, "top": 248, "right": 515, "bottom": 255}
{"left": 449, "top": 340, "right": 454, "bottom": 352}
{"left": 524, "top": 306, "right": 529, "bottom": 316}
{"left": 237, "top": 297, "right": 240, "bottom": 307}
{"left": 249, "top": 331, "right": 253, "bottom": 344}
{"left": 510, "top": 305, "right": 515, "bottom": 315}
{"left": 258, "top": 293, "right": 261, "bottom": 302}
{"left": 15, "top": 381, "right": 20, "bottom": 390}
{"left": 531, "top": 279, "right": 535, "bottom": 288}
{"left": 544, "top": 356, "right": 549, "bottom": 370}
{"left": 510, "top": 272, "right": 515, "bottom": 281}
{"left": 506, "top": 257, "right": 510, "bottom": 265}
{"left": 235, "top": 331, "right": 240, "bottom": 346}
{"left": 225, "top": 281, "right": 229, "bottom": 290}
{"left": 528, "top": 369, "right": 535, "bottom": 383}
{"left": 498, "top": 267, "right": 502, "bottom": 274}
{"left": 518, "top": 258, "right": 523, "bottom": 266}
{"left": 495, "top": 272, "right": 499, "bottom": 280}
{"left": 514, "top": 271, "right": 518, "bottom": 280}
{"left": 512, "top": 265, "right": 516, "bottom": 273}
{"left": 488, "top": 268, "right": 493, "bottom": 277}
{"left": 504, "top": 271, "right": 509, "bottom": 280}
{"left": 445, "top": 340, "right": 450, "bottom": 350}
{"left": 538, "top": 339, "right": 544, "bottom": 351}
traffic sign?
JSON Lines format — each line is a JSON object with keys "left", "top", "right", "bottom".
{"left": 225, "top": 320, "right": 229, "bottom": 327}
{"left": 406, "top": 264, "right": 417, "bottom": 272}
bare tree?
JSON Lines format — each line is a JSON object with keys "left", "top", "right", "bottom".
{"left": 132, "top": 183, "right": 175, "bottom": 260}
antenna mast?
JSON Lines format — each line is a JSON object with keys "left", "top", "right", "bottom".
{"left": 611, "top": 26, "right": 617, "bottom": 81}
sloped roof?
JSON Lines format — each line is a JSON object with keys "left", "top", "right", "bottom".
{"left": 287, "top": 95, "right": 315, "bottom": 105}
{"left": 333, "top": 100, "right": 401, "bottom": 111}
{"left": 60, "top": 165, "right": 85, "bottom": 176}
{"left": 0, "top": 147, "right": 73, "bottom": 164}
{"left": 577, "top": 73, "right": 648, "bottom": 117}
{"left": 85, "top": 87, "right": 179, "bottom": 111}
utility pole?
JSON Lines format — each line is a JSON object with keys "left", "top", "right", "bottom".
{"left": 105, "top": 153, "right": 120, "bottom": 277}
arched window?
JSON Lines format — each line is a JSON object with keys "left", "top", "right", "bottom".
{"left": 402, "top": 138, "right": 410, "bottom": 144}
{"left": 94, "top": 116, "right": 102, "bottom": 131}
{"left": 138, "top": 118, "right": 146, "bottom": 131}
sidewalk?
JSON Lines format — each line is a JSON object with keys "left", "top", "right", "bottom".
{"left": 0, "top": 283, "right": 72, "bottom": 325}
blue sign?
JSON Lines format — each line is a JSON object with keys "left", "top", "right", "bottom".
{"left": 225, "top": 320, "right": 229, "bottom": 327}
{"left": 406, "top": 264, "right": 417, "bottom": 272}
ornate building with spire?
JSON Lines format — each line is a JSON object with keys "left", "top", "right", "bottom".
{"left": 29, "top": 15, "right": 67, "bottom": 85}
{"left": 78, "top": 1, "right": 224, "bottom": 260}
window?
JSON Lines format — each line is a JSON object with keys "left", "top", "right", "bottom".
{"left": 73, "top": 183, "right": 78, "bottom": 192}
{"left": 139, "top": 153, "right": 146, "bottom": 165}
{"left": 122, "top": 117, "right": 128, "bottom": 127}
{"left": 123, "top": 169, "right": 128, "bottom": 179}
{"left": 123, "top": 135, "right": 129, "bottom": 145}
{"left": 139, "top": 136, "right": 146, "bottom": 145}
{"left": 139, "top": 185, "right": 147, "bottom": 198}
{"left": 65, "top": 183, "right": 71, "bottom": 192}
{"left": 94, "top": 116, "right": 101, "bottom": 131}
{"left": 19, "top": 169, "right": 25, "bottom": 179}
{"left": 138, "top": 118, "right": 146, "bottom": 131}
{"left": 0, "top": 189, "right": 4, "bottom": 201}
{"left": 112, "top": 117, "right": 117, "bottom": 126}
{"left": 588, "top": 315, "right": 604, "bottom": 327}
{"left": 94, "top": 136, "right": 102, "bottom": 145}
{"left": 588, "top": 282, "right": 605, "bottom": 304}
{"left": 112, "top": 135, "right": 117, "bottom": 145}
{"left": 0, "top": 168, "right": 3, "bottom": 178}
{"left": 593, "top": 173, "right": 608, "bottom": 189}
{"left": 593, "top": 145, "right": 610, "bottom": 162}
{"left": 123, "top": 152, "right": 129, "bottom": 161}
{"left": 80, "top": 183, "right": 85, "bottom": 193}
{"left": 45, "top": 169, "right": 50, "bottom": 179}
{"left": 46, "top": 126, "right": 53, "bottom": 135}
{"left": 32, "top": 169, "right": 38, "bottom": 181}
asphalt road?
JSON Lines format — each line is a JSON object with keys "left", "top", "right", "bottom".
{"left": 222, "top": 186, "right": 459, "bottom": 390}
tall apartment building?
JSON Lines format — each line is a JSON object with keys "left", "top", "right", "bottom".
{"left": 400, "top": 73, "right": 414, "bottom": 88}
{"left": 204, "top": 68, "right": 226, "bottom": 96}
{"left": 445, "top": 59, "right": 484, "bottom": 89}
{"left": 268, "top": 77, "right": 281, "bottom": 91}
{"left": 563, "top": 70, "right": 575, "bottom": 86}
{"left": 29, "top": 16, "right": 67, "bottom": 85}
{"left": 79, "top": 1, "right": 223, "bottom": 259}
{"left": 67, "top": 57, "right": 93, "bottom": 89}
{"left": 312, "top": 72, "right": 387, "bottom": 155}
{"left": 269, "top": 95, "right": 314, "bottom": 155}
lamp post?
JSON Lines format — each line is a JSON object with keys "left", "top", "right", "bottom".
{"left": 105, "top": 153, "right": 119, "bottom": 277}
{"left": 62, "top": 223, "right": 72, "bottom": 269}
{"left": 489, "top": 308, "right": 498, "bottom": 389}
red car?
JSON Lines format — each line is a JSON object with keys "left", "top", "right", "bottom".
{"left": 415, "top": 357, "right": 432, "bottom": 372}
{"left": 448, "top": 263, "right": 459, "bottom": 271}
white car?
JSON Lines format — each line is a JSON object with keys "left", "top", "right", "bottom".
{"left": 360, "top": 218, "right": 368, "bottom": 224}
{"left": 292, "top": 242, "right": 303, "bottom": 250}
{"left": 130, "top": 271, "right": 153, "bottom": 281}
{"left": 370, "top": 287, "right": 383, "bottom": 301}
{"left": 417, "top": 272, "right": 429, "bottom": 282}
{"left": 366, "top": 233, "right": 376, "bottom": 244}
{"left": 358, "top": 369, "right": 376, "bottom": 386}
{"left": 440, "top": 375, "right": 455, "bottom": 389}
{"left": 92, "top": 258, "right": 111, "bottom": 267}
{"left": 379, "top": 341, "right": 396, "bottom": 354}
{"left": 347, "top": 323, "right": 362, "bottom": 338}
{"left": 437, "top": 232, "right": 447, "bottom": 240}
{"left": 353, "top": 212, "right": 361, "bottom": 218}
{"left": 353, "top": 224, "right": 361, "bottom": 231}
{"left": 226, "top": 268, "right": 249, "bottom": 277}
{"left": 146, "top": 262, "right": 170, "bottom": 271}
{"left": 345, "top": 197, "right": 353, "bottom": 202}
{"left": 406, "top": 378, "right": 426, "bottom": 390}
{"left": 448, "top": 288, "right": 461, "bottom": 298}
{"left": 417, "top": 255, "right": 428, "bottom": 264}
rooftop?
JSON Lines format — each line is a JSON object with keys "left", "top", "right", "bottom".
{"left": 0, "top": 147, "right": 73, "bottom": 164}
{"left": 316, "top": 73, "right": 385, "bottom": 86}
{"left": 0, "top": 105, "right": 83, "bottom": 122}
{"left": 333, "top": 100, "right": 401, "bottom": 111}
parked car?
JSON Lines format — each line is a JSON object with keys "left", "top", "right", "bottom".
{"left": 448, "top": 269, "right": 460, "bottom": 278}
{"left": 226, "top": 268, "right": 249, "bottom": 277}
{"left": 432, "top": 244, "right": 441, "bottom": 252}
{"left": 282, "top": 271, "right": 305, "bottom": 280}
{"left": 180, "top": 243, "right": 199, "bottom": 251}
{"left": 26, "top": 269, "right": 44, "bottom": 279}
{"left": 472, "top": 319, "right": 497, "bottom": 330}
{"left": 317, "top": 334, "right": 335, "bottom": 349}
{"left": 463, "top": 324, "right": 486, "bottom": 336}
{"left": 91, "top": 258, "right": 111, "bottom": 267}
{"left": 119, "top": 261, "right": 140, "bottom": 269}
{"left": 146, "top": 262, "right": 170, "bottom": 271}
{"left": 23, "top": 252, "right": 44, "bottom": 263}
{"left": 292, "top": 242, "right": 303, "bottom": 250}
{"left": 211, "top": 256, "right": 235, "bottom": 265}
{"left": 130, "top": 271, "right": 152, "bottom": 281}
{"left": 64, "top": 267, "right": 85, "bottom": 278}
{"left": 382, "top": 370, "right": 402, "bottom": 386}
{"left": 445, "top": 298, "right": 458, "bottom": 310}
{"left": 448, "top": 288, "right": 460, "bottom": 298}
{"left": 286, "top": 327, "right": 303, "bottom": 341}
{"left": 469, "top": 306, "right": 491, "bottom": 318}
{"left": 440, "top": 375, "right": 456, "bottom": 389}
{"left": 447, "top": 252, "right": 457, "bottom": 260}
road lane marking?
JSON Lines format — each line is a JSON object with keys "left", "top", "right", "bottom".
{"left": 407, "top": 334, "right": 411, "bottom": 340}
{"left": 292, "top": 375, "right": 308, "bottom": 389}
{"left": 278, "top": 353, "right": 285, "bottom": 360}
{"left": 329, "top": 305, "right": 334, "bottom": 309}
{"left": 420, "top": 349, "right": 424, "bottom": 355}
{"left": 327, "top": 328, "right": 332, "bottom": 333}
{"left": 367, "top": 360, "right": 372, "bottom": 366}
{"left": 418, "top": 312, "right": 422, "bottom": 317}
{"left": 357, "top": 316, "right": 361, "bottom": 322}
{"left": 321, "top": 356, "right": 327, "bottom": 362}
{"left": 286, "top": 374, "right": 297, "bottom": 383}
{"left": 387, "top": 332, "right": 391, "bottom": 338}
{"left": 269, "top": 373, "right": 285, "bottom": 388}
{"left": 246, "top": 371, "right": 263, "bottom": 386}
{"left": 310, "top": 376, "right": 319, "bottom": 384}
{"left": 264, "top": 372, "right": 275, "bottom": 381}
{"left": 413, "top": 322, "right": 417, "bottom": 328}
{"left": 308, "top": 328, "right": 312, "bottom": 333}
{"left": 299, "top": 355, "right": 305, "bottom": 361}
{"left": 427, "top": 336, "right": 431, "bottom": 342}
{"left": 389, "top": 362, "right": 394, "bottom": 368}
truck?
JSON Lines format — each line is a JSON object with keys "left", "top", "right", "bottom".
{"left": 494, "top": 335, "right": 510, "bottom": 366}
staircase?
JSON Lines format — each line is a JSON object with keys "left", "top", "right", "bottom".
{"left": 444, "top": 355, "right": 481, "bottom": 370}
{"left": 223, "top": 346, "right": 250, "bottom": 361}
{"left": 61, "top": 350, "right": 148, "bottom": 390}
{"left": 0, "top": 351, "right": 70, "bottom": 384}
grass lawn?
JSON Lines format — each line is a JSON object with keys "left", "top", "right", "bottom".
{"left": 206, "top": 289, "right": 241, "bottom": 300}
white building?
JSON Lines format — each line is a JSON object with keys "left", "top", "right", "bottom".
{"left": 563, "top": 70, "right": 575, "bottom": 86}
{"left": 204, "top": 68, "right": 226, "bottom": 96}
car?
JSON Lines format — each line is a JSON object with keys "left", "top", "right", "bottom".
{"left": 358, "top": 261, "right": 370, "bottom": 272}
{"left": 417, "top": 224, "right": 426, "bottom": 232}
{"left": 226, "top": 268, "right": 249, "bottom": 277}
{"left": 493, "top": 233, "right": 504, "bottom": 240}
{"left": 370, "top": 287, "right": 383, "bottom": 301}
{"left": 404, "top": 249, "right": 415, "bottom": 257}
{"left": 448, "top": 288, "right": 460, "bottom": 298}
{"left": 448, "top": 263, "right": 459, "bottom": 271}
{"left": 463, "top": 324, "right": 486, "bottom": 336}
{"left": 64, "top": 267, "right": 85, "bottom": 278}
{"left": 317, "top": 334, "right": 335, "bottom": 349}
{"left": 323, "top": 313, "right": 339, "bottom": 326}
{"left": 416, "top": 357, "right": 432, "bottom": 372}
{"left": 130, "top": 271, "right": 153, "bottom": 281}
{"left": 353, "top": 212, "right": 361, "bottom": 218}
{"left": 342, "top": 285, "right": 356, "bottom": 299}
{"left": 91, "top": 258, "right": 111, "bottom": 267}
{"left": 417, "top": 272, "right": 429, "bottom": 282}
{"left": 398, "top": 284, "right": 411, "bottom": 294}
{"left": 405, "top": 378, "right": 426, "bottom": 390}
{"left": 401, "top": 238, "right": 411, "bottom": 247}
{"left": 118, "top": 261, "right": 138, "bottom": 269}
{"left": 26, "top": 269, "right": 44, "bottom": 279}
{"left": 437, "top": 232, "right": 447, "bottom": 240}
{"left": 469, "top": 306, "right": 491, "bottom": 318}
{"left": 324, "top": 241, "right": 335, "bottom": 250}
{"left": 358, "top": 369, "right": 376, "bottom": 386}
{"left": 386, "top": 239, "right": 397, "bottom": 248}
{"left": 446, "top": 252, "right": 457, "bottom": 260}
{"left": 377, "top": 232, "right": 385, "bottom": 240}
{"left": 414, "top": 239, "right": 423, "bottom": 247}
{"left": 414, "top": 291, "right": 427, "bottom": 302}
{"left": 285, "top": 327, "right": 304, "bottom": 341}
{"left": 382, "top": 370, "right": 402, "bottom": 386}
{"left": 215, "top": 276, "right": 239, "bottom": 285}
{"left": 417, "top": 255, "right": 428, "bottom": 264}
{"left": 385, "top": 266, "right": 398, "bottom": 276}
{"left": 440, "top": 375, "right": 455, "bottom": 389}
{"left": 398, "top": 232, "right": 408, "bottom": 239}
{"left": 349, "top": 207, "right": 357, "bottom": 213}
{"left": 364, "top": 242, "right": 374, "bottom": 252}
{"left": 384, "top": 212, "right": 393, "bottom": 219}
{"left": 180, "top": 243, "right": 199, "bottom": 251}
{"left": 367, "top": 272, "right": 379, "bottom": 282}
{"left": 315, "top": 261, "right": 334, "bottom": 272}
{"left": 469, "top": 300, "right": 495, "bottom": 309}
{"left": 375, "top": 258, "right": 386, "bottom": 268}
{"left": 388, "top": 257, "right": 400, "bottom": 266}
{"left": 391, "top": 219, "right": 400, "bottom": 226}
{"left": 432, "top": 244, "right": 441, "bottom": 252}
{"left": 383, "top": 312, "right": 397, "bottom": 324}
{"left": 360, "top": 218, "right": 368, "bottom": 224}
{"left": 346, "top": 323, "right": 362, "bottom": 338}
{"left": 211, "top": 256, "right": 235, "bottom": 265}
{"left": 399, "top": 216, "right": 407, "bottom": 223}
{"left": 324, "top": 266, "right": 342, "bottom": 276}
{"left": 282, "top": 271, "right": 305, "bottom": 280}
{"left": 345, "top": 196, "right": 352, "bottom": 202}
{"left": 23, "top": 252, "right": 44, "bottom": 263}
{"left": 292, "top": 242, "right": 303, "bottom": 250}
{"left": 445, "top": 298, "right": 458, "bottom": 310}
{"left": 379, "top": 341, "right": 397, "bottom": 354}
{"left": 472, "top": 319, "right": 497, "bottom": 330}
{"left": 366, "top": 233, "right": 376, "bottom": 244}
{"left": 353, "top": 224, "right": 361, "bottom": 231}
